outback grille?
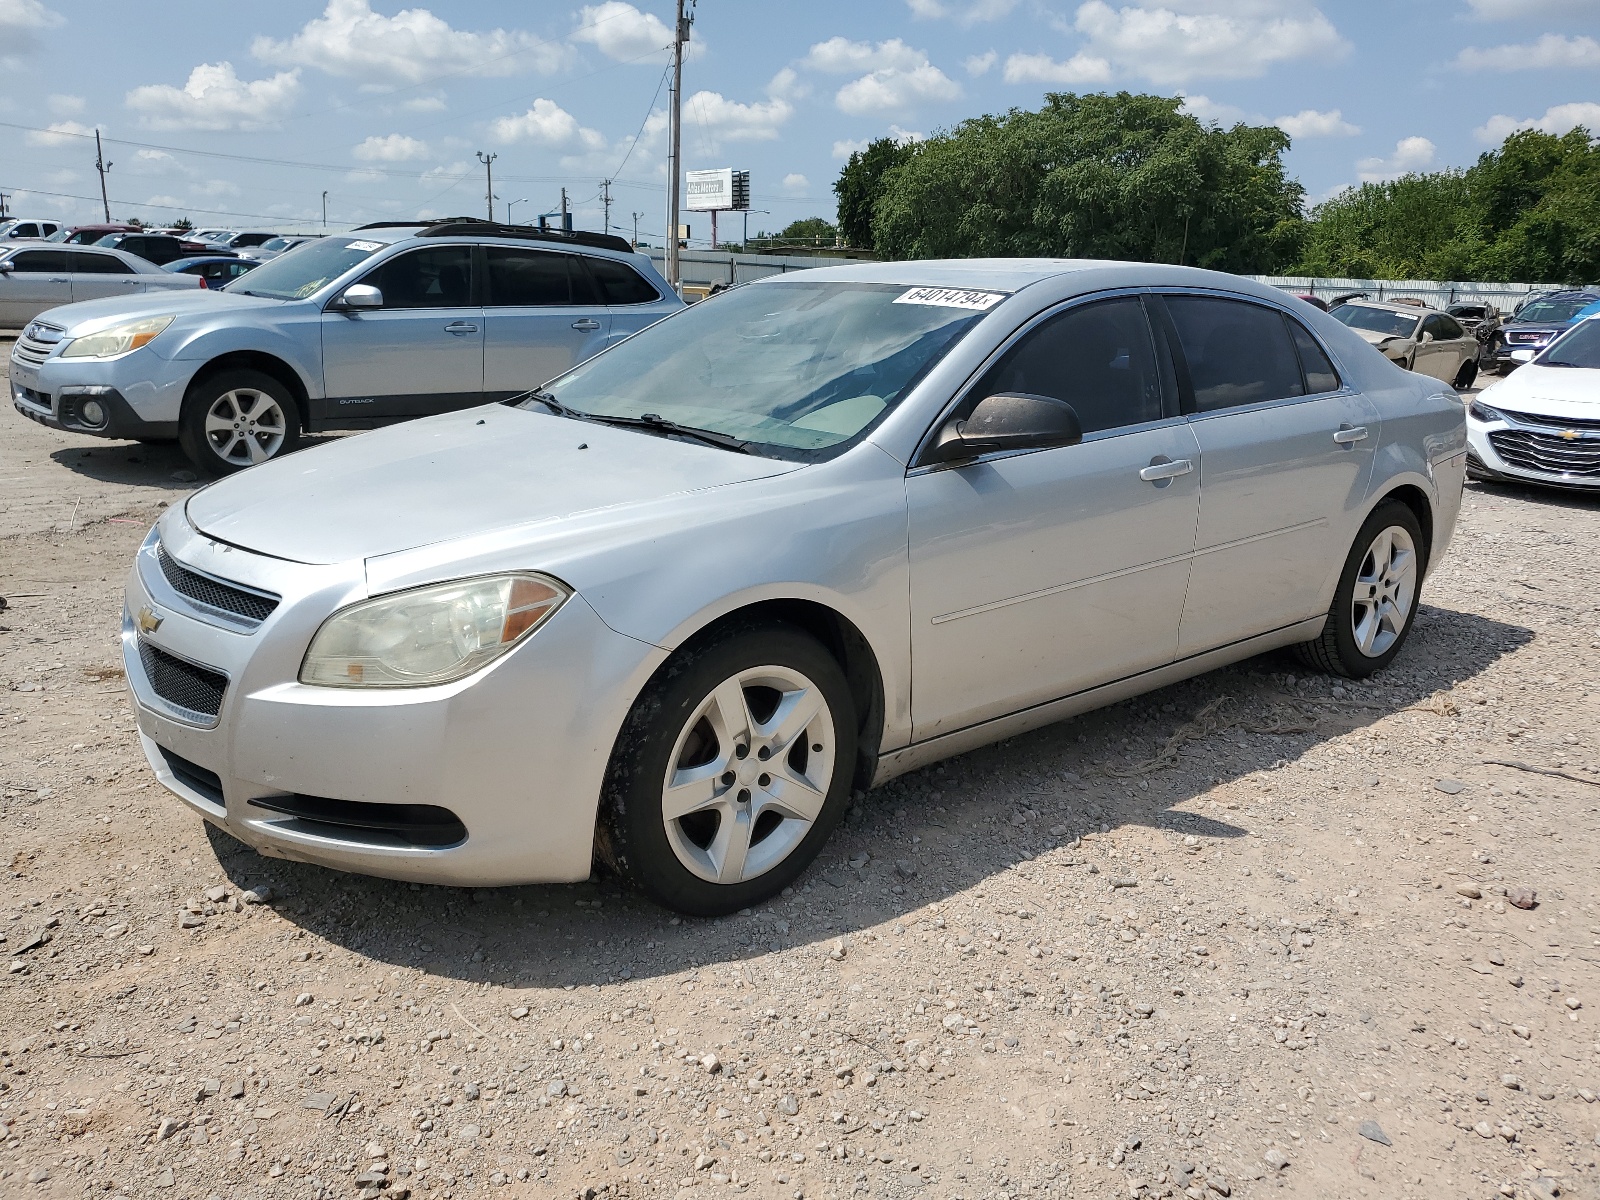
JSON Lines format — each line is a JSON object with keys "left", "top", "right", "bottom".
{"left": 13, "top": 322, "right": 61, "bottom": 366}
{"left": 156, "top": 544, "right": 279, "bottom": 623}
{"left": 137, "top": 640, "right": 227, "bottom": 719}
{"left": 1489, "top": 430, "right": 1600, "bottom": 478}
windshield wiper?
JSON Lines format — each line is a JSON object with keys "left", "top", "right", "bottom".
{"left": 582, "top": 411, "right": 755, "bottom": 454}
{"left": 519, "top": 388, "right": 575, "bottom": 415}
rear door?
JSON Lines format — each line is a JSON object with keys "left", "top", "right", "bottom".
{"left": 320, "top": 244, "right": 484, "bottom": 422}
{"left": 481, "top": 246, "right": 611, "bottom": 399}
{"left": 0, "top": 249, "right": 71, "bottom": 324}
{"left": 587, "top": 254, "right": 671, "bottom": 340}
{"left": 63, "top": 249, "right": 143, "bottom": 302}
{"left": 1159, "top": 293, "right": 1380, "bottom": 654}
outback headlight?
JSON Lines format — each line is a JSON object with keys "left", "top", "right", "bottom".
{"left": 299, "top": 574, "right": 569, "bottom": 688}
{"left": 61, "top": 315, "right": 174, "bottom": 359}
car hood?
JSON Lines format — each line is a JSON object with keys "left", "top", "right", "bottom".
{"left": 185, "top": 405, "right": 803, "bottom": 565}
{"left": 1479, "top": 364, "right": 1600, "bottom": 419}
{"left": 1501, "top": 321, "right": 1563, "bottom": 336}
{"left": 1353, "top": 329, "right": 1411, "bottom": 347}
{"left": 31, "top": 287, "right": 274, "bottom": 333}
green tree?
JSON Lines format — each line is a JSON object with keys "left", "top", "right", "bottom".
{"left": 833, "top": 137, "right": 915, "bottom": 251}
{"left": 867, "top": 91, "right": 1305, "bottom": 272}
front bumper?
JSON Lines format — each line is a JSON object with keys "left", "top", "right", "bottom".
{"left": 1467, "top": 414, "right": 1600, "bottom": 489}
{"left": 10, "top": 340, "right": 190, "bottom": 439}
{"left": 123, "top": 511, "right": 667, "bottom": 886}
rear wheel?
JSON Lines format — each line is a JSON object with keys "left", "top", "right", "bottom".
{"left": 599, "top": 624, "right": 856, "bottom": 916}
{"left": 1453, "top": 358, "right": 1478, "bottom": 390}
{"left": 1294, "top": 500, "right": 1426, "bottom": 679}
{"left": 178, "top": 369, "right": 300, "bottom": 476}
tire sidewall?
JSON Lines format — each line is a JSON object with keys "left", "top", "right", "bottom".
{"left": 602, "top": 624, "right": 857, "bottom": 917}
{"left": 1325, "top": 502, "right": 1427, "bottom": 679}
{"left": 178, "top": 369, "right": 301, "bottom": 476}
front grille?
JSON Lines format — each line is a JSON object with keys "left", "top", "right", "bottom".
{"left": 137, "top": 640, "right": 227, "bottom": 719}
{"left": 248, "top": 794, "right": 467, "bottom": 849}
{"left": 1489, "top": 429, "right": 1600, "bottom": 478}
{"left": 156, "top": 544, "right": 279, "bottom": 624}
{"left": 1507, "top": 331, "right": 1550, "bottom": 344}
{"left": 13, "top": 323, "right": 62, "bottom": 366}
{"left": 1500, "top": 408, "right": 1600, "bottom": 433}
{"left": 157, "top": 747, "right": 225, "bottom": 807}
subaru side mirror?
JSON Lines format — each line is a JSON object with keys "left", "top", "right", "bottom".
{"left": 335, "top": 283, "right": 383, "bottom": 310}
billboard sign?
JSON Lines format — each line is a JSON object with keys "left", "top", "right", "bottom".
{"left": 686, "top": 168, "right": 749, "bottom": 211}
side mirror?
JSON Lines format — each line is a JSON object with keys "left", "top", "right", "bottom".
{"left": 927, "top": 392, "right": 1084, "bottom": 464}
{"left": 1509, "top": 348, "right": 1536, "bottom": 364}
{"left": 1419, "top": 331, "right": 1433, "bottom": 343}
{"left": 335, "top": 283, "right": 383, "bottom": 310}
{"left": 0, "top": 260, "right": 13, "bottom": 273}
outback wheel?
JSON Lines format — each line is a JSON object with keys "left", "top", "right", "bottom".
{"left": 600, "top": 624, "right": 856, "bottom": 916}
{"left": 1294, "top": 500, "right": 1426, "bottom": 679}
{"left": 178, "top": 369, "right": 300, "bottom": 476}
{"left": 1453, "top": 358, "right": 1478, "bottom": 390}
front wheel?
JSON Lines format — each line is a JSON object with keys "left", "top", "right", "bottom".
{"left": 1453, "top": 358, "right": 1479, "bottom": 390}
{"left": 178, "top": 369, "right": 301, "bottom": 476}
{"left": 1294, "top": 500, "right": 1426, "bottom": 679}
{"left": 599, "top": 624, "right": 857, "bottom": 916}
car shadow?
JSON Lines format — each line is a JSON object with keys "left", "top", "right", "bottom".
{"left": 1466, "top": 477, "right": 1600, "bottom": 511}
{"left": 48, "top": 435, "right": 343, "bottom": 488}
{"left": 205, "top": 603, "right": 1533, "bottom": 992}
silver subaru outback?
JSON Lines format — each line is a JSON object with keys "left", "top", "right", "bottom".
{"left": 123, "top": 260, "right": 1468, "bottom": 916}
{"left": 10, "top": 219, "right": 682, "bottom": 473}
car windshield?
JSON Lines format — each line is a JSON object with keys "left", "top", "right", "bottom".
{"left": 1541, "top": 319, "right": 1600, "bottom": 369}
{"left": 1331, "top": 305, "right": 1419, "bottom": 338}
{"left": 223, "top": 235, "right": 387, "bottom": 300}
{"left": 1516, "top": 297, "right": 1595, "bottom": 324}
{"left": 532, "top": 281, "right": 996, "bottom": 460}
{"left": 43, "top": 229, "right": 70, "bottom": 242}
{"left": 259, "top": 237, "right": 289, "bottom": 251}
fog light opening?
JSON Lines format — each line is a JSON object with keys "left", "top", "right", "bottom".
{"left": 78, "top": 398, "right": 108, "bottom": 428}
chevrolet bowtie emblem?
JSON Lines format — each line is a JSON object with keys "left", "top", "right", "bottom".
{"left": 136, "top": 606, "right": 163, "bottom": 634}
{"left": 1560, "top": 429, "right": 1580, "bottom": 441}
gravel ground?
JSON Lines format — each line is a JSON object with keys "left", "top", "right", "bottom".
{"left": 3, "top": 344, "right": 1599, "bottom": 1200}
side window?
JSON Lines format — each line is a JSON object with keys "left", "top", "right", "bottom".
{"left": 66, "top": 251, "right": 134, "bottom": 274}
{"left": 586, "top": 256, "right": 660, "bottom": 305}
{"left": 970, "top": 296, "right": 1164, "bottom": 436}
{"left": 485, "top": 247, "right": 580, "bottom": 306}
{"left": 1288, "top": 320, "right": 1340, "bottom": 394}
{"left": 361, "top": 246, "right": 473, "bottom": 309}
{"left": 11, "top": 250, "right": 69, "bottom": 272}
{"left": 1434, "top": 314, "right": 1465, "bottom": 340}
{"left": 1165, "top": 296, "right": 1304, "bottom": 412}
{"left": 13, "top": 223, "right": 39, "bottom": 238}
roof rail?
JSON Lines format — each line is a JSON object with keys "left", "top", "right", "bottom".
{"left": 352, "top": 216, "right": 634, "bottom": 255}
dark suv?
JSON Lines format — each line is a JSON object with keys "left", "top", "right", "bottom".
{"left": 1493, "top": 290, "right": 1600, "bottom": 372}
{"left": 93, "top": 232, "right": 220, "bottom": 267}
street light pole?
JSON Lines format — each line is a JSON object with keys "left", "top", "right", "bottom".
{"left": 476, "top": 151, "right": 497, "bottom": 222}
{"left": 321, "top": 190, "right": 328, "bottom": 229}
{"left": 631, "top": 212, "right": 643, "bottom": 248}
{"left": 742, "top": 209, "right": 769, "bottom": 249}
{"left": 665, "top": 0, "right": 690, "bottom": 291}
{"left": 507, "top": 198, "right": 528, "bottom": 224}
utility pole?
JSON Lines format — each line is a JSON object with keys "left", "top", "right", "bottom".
{"left": 476, "top": 151, "right": 497, "bottom": 222}
{"left": 600, "top": 179, "right": 613, "bottom": 236}
{"left": 0, "top": 191, "right": 10, "bottom": 222}
{"left": 94, "top": 129, "right": 113, "bottom": 223}
{"left": 631, "top": 212, "right": 643, "bottom": 248}
{"left": 321, "top": 190, "right": 328, "bottom": 229}
{"left": 559, "top": 186, "right": 569, "bottom": 231}
{"left": 665, "top": 0, "right": 691, "bottom": 291}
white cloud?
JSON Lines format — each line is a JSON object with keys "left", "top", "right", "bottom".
{"left": 766, "top": 67, "right": 809, "bottom": 101}
{"left": 1357, "top": 136, "right": 1436, "bottom": 183}
{"left": 1070, "top": 0, "right": 1347, "bottom": 86}
{"left": 1179, "top": 93, "right": 1245, "bottom": 124}
{"left": 1466, "top": 0, "right": 1593, "bottom": 17}
{"left": 572, "top": 2, "right": 672, "bottom": 61}
{"left": 889, "top": 124, "right": 926, "bottom": 143}
{"left": 136, "top": 148, "right": 172, "bottom": 162}
{"left": 24, "top": 118, "right": 92, "bottom": 147}
{"left": 253, "top": 0, "right": 564, "bottom": 86}
{"left": 1475, "top": 101, "right": 1600, "bottom": 144}
{"left": 683, "top": 90, "right": 794, "bottom": 144}
{"left": 1275, "top": 108, "right": 1359, "bottom": 138}
{"left": 965, "top": 51, "right": 997, "bottom": 76}
{"left": 906, "top": 0, "right": 1018, "bottom": 23}
{"left": 781, "top": 172, "right": 809, "bottom": 194}
{"left": 345, "top": 168, "right": 388, "bottom": 184}
{"left": 804, "top": 37, "right": 927, "bottom": 74}
{"left": 1456, "top": 34, "right": 1600, "bottom": 71}
{"left": 353, "top": 133, "right": 430, "bottom": 161}
{"left": 47, "top": 93, "right": 84, "bottom": 116}
{"left": 1003, "top": 50, "right": 1113, "bottom": 84}
{"left": 806, "top": 39, "right": 961, "bottom": 114}
{"left": 490, "top": 98, "right": 607, "bottom": 150}
{"left": 0, "top": 0, "right": 61, "bottom": 59}
{"left": 400, "top": 94, "right": 447, "bottom": 113}
{"left": 421, "top": 160, "right": 473, "bottom": 185}
{"left": 832, "top": 136, "right": 871, "bottom": 159}
{"left": 126, "top": 62, "right": 301, "bottom": 131}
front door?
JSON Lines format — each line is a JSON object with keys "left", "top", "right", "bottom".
{"left": 907, "top": 295, "right": 1201, "bottom": 741}
{"left": 481, "top": 246, "right": 611, "bottom": 399}
{"left": 320, "top": 245, "right": 484, "bottom": 423}
{"left": 1157, "top": 293, "right": 1381, "bottom": 655}
{"left": 0, "top": 249, "right": 71, "bottom": 325}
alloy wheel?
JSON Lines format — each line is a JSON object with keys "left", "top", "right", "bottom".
{"left": 203, "top": 388, "right": 288, "bottom": 466}
{"left": 660, "top": 665, "right": 835, "bottom": 885}
{"left": 1350, "top": 525, "right": 1417, "bottom": 658}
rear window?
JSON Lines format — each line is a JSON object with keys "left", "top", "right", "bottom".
{"left": 485, "top": 247, "right": 588, "bottom": 306}
{"left": 587, "top": 256, "right": 660, "bottom": 305}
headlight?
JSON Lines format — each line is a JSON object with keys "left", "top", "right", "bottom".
{"left": 61, "top": 315, "right": 175, "bottom": 359}
{"left": 299, "top": 574, "right": 569, "bottom": 688}
{"left": 1468, "top": 399, "right": 1505, "bottom": 423}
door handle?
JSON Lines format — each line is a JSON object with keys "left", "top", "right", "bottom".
{"left": 1333, "top": 424, "right": 1369, "bottom": 445}
{"left": 444, "top": 321, "right": 479, "bottom": 334}
{"left": 1139, "top": 457, "right": 1193, "bottom": 482}
{"left": 571, "top": 318, "right": 602, "bottom": 332}
{"left": 49, "top": 277, "right": 68, "bottom": 283}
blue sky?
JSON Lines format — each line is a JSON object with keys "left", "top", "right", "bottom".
{"left": 1, "top": 0, "right": 1596, "bottom": 243}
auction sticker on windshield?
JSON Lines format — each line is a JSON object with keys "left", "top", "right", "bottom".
{"left": 893, "top": 287, "right": 1006, "bottom": 311}
{"left": 345, "top": 240, "right": 385, "bottom": 252}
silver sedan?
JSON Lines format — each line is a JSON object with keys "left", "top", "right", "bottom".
{"left": 123, "top": 260, "right": 1468, "bottom": 914}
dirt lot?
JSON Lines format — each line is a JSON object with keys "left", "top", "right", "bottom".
{"left": 3, "top": 339, "right": 1599, "bottom": 1200}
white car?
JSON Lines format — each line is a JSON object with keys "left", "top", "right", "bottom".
{"left": 1468, "top": 315, "right": 1600, "bottom": 489}
{"left": 0, "top": 217, "right": 64, "bottom": 240}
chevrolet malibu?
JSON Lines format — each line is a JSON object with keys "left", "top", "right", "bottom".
{"left": 124, "top": 261, "right": 1468, "bottom": 915}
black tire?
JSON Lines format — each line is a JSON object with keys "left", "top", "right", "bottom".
{"left": 1453, "top": 358, "right": 1478, "bottom": 390}
{"left": 178, "top": 368, "right": 301, "bottom": 476}
{"left": 1294, "top": 500, "right": 1427, "bottom": 680}
{"left": 599, "top": 623, "right": 857, "bottom": 916}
